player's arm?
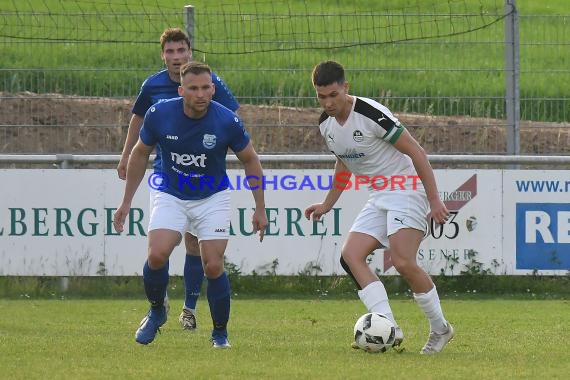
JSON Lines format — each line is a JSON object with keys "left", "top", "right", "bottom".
{"left": 117, "top": 113, "right": 144, "bottom": 179}
{"left": 113, "top": 139, "right": 154, "bottom": 233}
{"left": 235, "top": 141, "right": 267, "bottom": 241}
{"left": 392, "top": 129, "right": 448, "bottom": 224}
{"left": 304, "top": 158, "right": 351, "bottom": 221}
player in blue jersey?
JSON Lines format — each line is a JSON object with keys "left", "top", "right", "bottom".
{"left": 117, "top": 27, "right": 240, "bottom": 331}
{"left": 113, "top": 61, "right": 267, "bottom": 348}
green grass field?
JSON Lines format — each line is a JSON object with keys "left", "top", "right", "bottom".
{"left": 1, "top": 298, "right": 568, "bottom": 379}
{"left": 1, "top": 0, "right": 568, "bottom": 121}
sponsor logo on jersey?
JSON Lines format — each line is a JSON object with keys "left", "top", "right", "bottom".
{"left": 336, "top": 153, "right": 365, "bottom": 159}
{"left": 166, "top": 135, "right": 178, "bottom": 140}
{"left": 333, "top": 149, "right": 365, "bottom": 160}
{"left": 170, "top": 152, "right": 207, "bottom": 167}
{"left": 203, "top": 134, "right": 217, "bottom": 149}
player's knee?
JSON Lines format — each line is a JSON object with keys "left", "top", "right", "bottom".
{"left": 147, "top": 251, "right": 169, "bottom": 269}
{"left": 340, "top": 248, "right": 359, "bottom": 266}
{"left": 202, "top": 259, "right": 223, "bottom": 278}
{"left": 391, "top": 256, "right": 416, "bottom": 277}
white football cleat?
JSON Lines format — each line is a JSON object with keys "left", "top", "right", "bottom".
{"left": 392, "top": 326, "right": 404, "bottom": 347}
{"left": 420, "top": 323, "right": 454, "bottom": 354}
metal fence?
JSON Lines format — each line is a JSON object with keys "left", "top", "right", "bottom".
{"left": 0, "top": 0, "right": 568, "bottom": 156}
{"left": 1, "top": 154, "right": 570, "bottom": 171}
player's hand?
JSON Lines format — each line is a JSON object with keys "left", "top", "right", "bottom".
{"left": 304, "top": 203, "right": 331, "bottom": 221}
{"left": 117, "top": 156, "right": 128, "bottom": 180}
{"left": 428, "top": 199, "right": 449, "bottom": 225}
{"left": 252, "top": 207, "right": 268, "bottom": 242}
{"left": 112, "top": 204, "right": 130, "bottom": 233}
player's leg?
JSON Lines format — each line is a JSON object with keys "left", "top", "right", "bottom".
{"left": 387, "top": 199, "right": 453, "bottom": 354}
{"left": 342, "top": 233, "right": 404, "bottom": 349}
{"left": 343, "top": 200, "right": 399, "bottom": 327}
{"left": 136, "top": 192, "right": 186, "bottom": 345}
{"left": 388, "top": 228, "right": 433, "bottom": 291}
{"left": 135, "top": 228, "right": 181, "bottom": 345}
{"left": 342, "top": 232, "right": 398, "bottom": 325}
{"left": 179, "top": 232, "right": 203, "bottom": 331}
{"left": 145, "top": 229, "right": 181, "bottom": 305}
{"left": 149, "top": 188, "right": 170, "bottom": 315}
{"left": 200, "top": 239, "right": 231, "bottom": 348}
{"left": 189, "top": 189, "right": 232, "bottom": 348}
{"left": 339, "top": 255, "right": 361, "bottom": 290}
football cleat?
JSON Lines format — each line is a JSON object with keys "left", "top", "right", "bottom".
{"left": 420, "top": 323, "right": 455, "bottom": 354}
{"left": 179, "top": 308, "right": 197, "bottom": 331}
{"left": 135, "top": 306, "right": 167, "bottom": 345}
{"left": 164, "top": 294, "right": 170, "bottom": 315}
{"left": 211, "top": 330, "right": 231, "bottom": 349}
{"left": 392, "top": 326, "right": 404, "bottom": 347}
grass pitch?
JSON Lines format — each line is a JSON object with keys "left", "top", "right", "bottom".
{"left": 0, "top": 298, "right": 568, "bottom": 379}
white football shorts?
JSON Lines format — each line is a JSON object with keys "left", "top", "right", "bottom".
{"left": 350, "top": 189, "right": 429, "bottom": 248}
{"left": 148, "top": 189, "right": 231, "bottom": 241}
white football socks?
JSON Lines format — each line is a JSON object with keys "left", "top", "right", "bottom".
{"left": 358, "top": 281, "right": 397, "bottom": 326}
{"left": 413, "top": 285, "right": 448, "bottom": 333}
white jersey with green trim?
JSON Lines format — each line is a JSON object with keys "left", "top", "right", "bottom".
{"left": 318, "top": 96, "right": 422, "bottom": 192}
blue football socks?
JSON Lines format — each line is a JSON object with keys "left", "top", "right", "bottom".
{"left": 184, "top": 254, "right": 205, "bottom": 310}
{"left": 143, "top": 260, "right": 169, "bottom": 309}
{"left": 207, "top": 272, "right": 231, "bottom": 333}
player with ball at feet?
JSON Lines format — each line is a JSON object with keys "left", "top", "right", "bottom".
{"left": 304, "top": 60, "right": 454, "bottom": 354}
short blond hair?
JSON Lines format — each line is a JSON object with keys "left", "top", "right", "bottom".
{"left": 180, "top": 61, "right": 211, "bottom": 78}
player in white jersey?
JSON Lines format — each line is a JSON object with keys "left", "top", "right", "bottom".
{"left": 305, "top": 60, "right": 454, "bottom": 354}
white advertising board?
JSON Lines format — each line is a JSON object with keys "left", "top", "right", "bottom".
{"left": 1, "top": 169, "right": 567, "bottom": 276}
{"left": 227, "top": 169, "right": 504, "bottom": 277}
{"left": 0, "top": 170, "right": 157, "bottom": 275}
{"left": 394, "top": 170, "right": 503, "bottom": 276}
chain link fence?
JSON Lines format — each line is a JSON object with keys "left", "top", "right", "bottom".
{"left": 0, "top": 1, "right": 568, "bottom": 156}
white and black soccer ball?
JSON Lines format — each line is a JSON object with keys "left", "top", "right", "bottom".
{"left": 353, "top": 312, "right": 395, "bottom": 353}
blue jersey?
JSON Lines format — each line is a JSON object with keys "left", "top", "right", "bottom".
{"left": 132, "top": 69, "right": 239, "bottom": 171}
{"left": 140, "top": 98, "right": 250, "bottom": 200}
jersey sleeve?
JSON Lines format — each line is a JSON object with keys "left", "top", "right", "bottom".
{"left": 228, "top": 115, "right": 250, "bottom": 153}
{"left": 356, "top": 99, "right": 405, "bottom": 145}
{"left": 212, "top": 72, "right": 240, "bottom": 111}
{"left": 131, "top": 79, "right": 153, "bottom": 116}
{"left": 139, "top": 105, "right": 159, "bottom": 146}
{"left": 380, "top": 120, "right": 406, "bottom": 145}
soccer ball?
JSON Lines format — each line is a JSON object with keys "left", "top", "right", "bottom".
{"left": 353, "top": 312, "right": 395, "bottom": 353}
